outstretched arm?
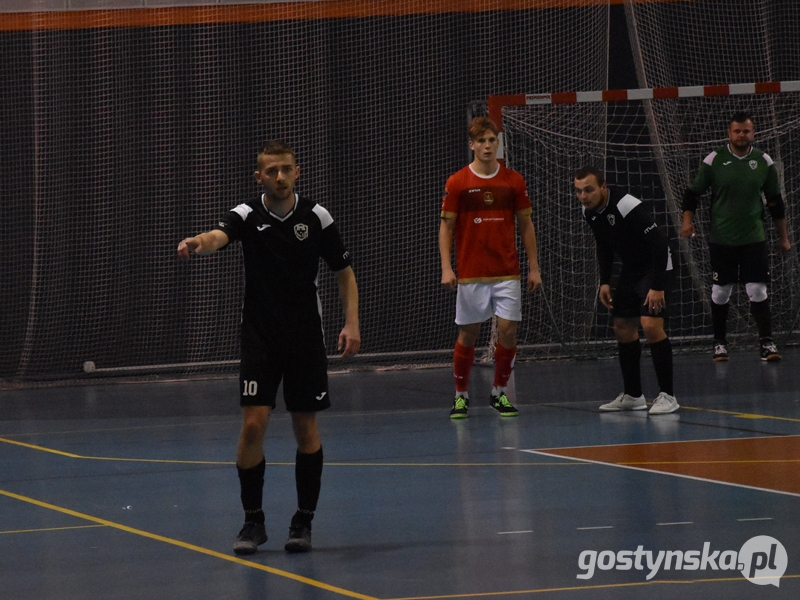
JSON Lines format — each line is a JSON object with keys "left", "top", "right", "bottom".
{"left": 336, "top": 266, "right": 361, "bottom": 357}
{"left": 177, "top": 230, "right": 229, "bottom": 259}
{"left": 517, "top": 211, "right": 541, "bottom": 292}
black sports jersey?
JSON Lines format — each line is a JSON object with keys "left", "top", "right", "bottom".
{"left": 582, "top": 188, "right": 672, "bottom": 291}
{"left": 215, "top": 193, "right": 351, "bottom": 354}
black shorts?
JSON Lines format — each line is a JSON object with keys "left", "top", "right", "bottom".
{"left": 709, "top": 241, "right": 770, "bottom": 285}
{"left": 239, "top": 343, "right": 330, "bottom": 412}
{"left": 611, "top": 269, "right": 670, "bottom": 320}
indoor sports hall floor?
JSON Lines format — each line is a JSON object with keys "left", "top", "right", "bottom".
{"left": 1, "top": 349, "right": 799, "bottom": 600}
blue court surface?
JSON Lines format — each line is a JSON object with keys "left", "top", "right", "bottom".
{"left": 1, "top": 349, "right": 799, "bottom": 599}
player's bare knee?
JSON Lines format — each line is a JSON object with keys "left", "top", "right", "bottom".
{"left": 457, "top": 325, "right": 481, "bottom": 347}
{"left": 612, "top": 318, "right": 639, "bottom": 342}
{"left": 496, "top": 319, "right": 518, "bottom": 348}
{"left": 745, "top": 282, "right": 768, "bottom": 303}
{"left": 240, "top": 409, "right": 268, "bottom": 443}
{"left": 240, "top": 420, "right": 266, "bottom": 446}
{"left": 291, "top": 413, "right": 320, "bottom": 451}
{"left": 641, "top": 319, "right": 666, "bottom": 343}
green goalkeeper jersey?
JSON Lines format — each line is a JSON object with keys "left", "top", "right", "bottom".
{"left": 688, "top": 144, "right": 781, "bottom": 246}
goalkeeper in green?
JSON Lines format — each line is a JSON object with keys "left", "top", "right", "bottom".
{"left": 680, "top": 111, "right": 791, "bottom": 362}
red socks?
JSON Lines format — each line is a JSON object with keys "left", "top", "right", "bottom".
{"left": 453, "top": 341, "right": 475, "bottom": 393}
{"left": 493, "top": 343, "right": 517, "bottom": 388}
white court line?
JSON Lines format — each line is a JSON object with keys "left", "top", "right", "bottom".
{"left": 532, "top": 433, "right": 799, "bottom": 452}
{"left": 657, "top": 522, "right": 693, "bottom": 526}
{"left": 521, "top": 449, "right": 800, "bottom": 498}
{"left": 576, "top": 526, "right": 614, "bottom": 530}
{"left": 498, "top": 530, "right": 534, "bottom": 535}
{"left": 737, "top": 517, "right": 773, "bottom": 522}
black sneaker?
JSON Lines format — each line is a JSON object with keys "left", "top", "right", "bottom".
{"left": 760, "top": 339, "right": 781, "bottom": 362}
{"left": 712, "top": 340, "right": 728, "bottom": 362}
{"left": 490, "top": 392, "right": 519, "bottom": 417}
{"left": 285, "top": 522, "right": 312, "bottom": 553}
{"left": 449, "top": 394, "right": 469, "bottom": 419}
{"left": 233, "top": 521, "right": 267, "bottom": 555}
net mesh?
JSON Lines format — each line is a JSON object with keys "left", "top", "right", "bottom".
{"left": 623, "top": 0, "right": 800, "bottom": 88}
{"left": 1, "top": 3, "right": 609, "bottom": 385}
{"left": 500, "top": 92, "right": 800, "bottom": 359}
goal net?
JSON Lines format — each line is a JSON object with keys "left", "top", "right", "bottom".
{"left": 491, "top": 82, "right": 800, "bottom": 359}
{"left": 1, "top": 2, "right": 610, "bottom": 385}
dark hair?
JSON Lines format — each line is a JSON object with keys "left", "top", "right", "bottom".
{"left": 729, "top": 111, "right": 754, "bottom": 127}
{"left": 574, "top": 165, "right": 605, "bottom": 186}
{"left": 468, "top": 116, "right": 500, "bottom": 140}
{"left": 258, "top": 140, "right": 296, "bottom": 162}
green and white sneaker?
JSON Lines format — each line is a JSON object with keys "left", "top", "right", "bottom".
{"left": 490, "top": 393, "right": 519, "bottom": 417}
{"left": 450, "top": 394, "right": 469, "bottom": 419}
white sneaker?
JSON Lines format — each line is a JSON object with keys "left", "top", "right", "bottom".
{"left": 599, "top": 393, "right": 647, "bottom": 412}
{"left": 649, "top": 392, "right": 680, "bottom": 415}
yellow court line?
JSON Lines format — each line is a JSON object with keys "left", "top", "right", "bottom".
{"left": 0, "top": 524, "right": 106, "bottom": 535}
{"left": 681, "top": 406, "right": 800, "bottom": 423}
{"left": 0, "top": 436, "right": 582, "bottom": 467}
{"left": 0, "top": 436, "right": 233, "bottom": 464}
{"left": 0, "top": 488, "right": 377, "bottom": 600}
{"left": 384, "top": 573, "right": 800, "bottom": 599}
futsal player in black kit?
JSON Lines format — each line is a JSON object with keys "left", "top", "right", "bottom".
{"left": 178, "top": 140, "right": 360, "bottom": 554}
{"left": 574, "top": 166, "right": 679, "bottom": 415}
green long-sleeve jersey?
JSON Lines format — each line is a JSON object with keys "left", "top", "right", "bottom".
{"left": 687, "top": 144, "right": 781, "bottom": 246}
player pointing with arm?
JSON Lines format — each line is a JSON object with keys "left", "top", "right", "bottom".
{"left": 680, "top": 111, "right": 790, "bottom": 362}
{"left": 575, "top": 166, "right": 679, "bottom": 415}
{"left": 440, "top": 116, "right": 541, "bottom": 419}
{"left": 178, "top": 140, "right": 359, "bottom": 555}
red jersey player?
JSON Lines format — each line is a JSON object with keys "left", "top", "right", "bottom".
{"left": 439, "top": 116, "right": 542, "bottom": 418}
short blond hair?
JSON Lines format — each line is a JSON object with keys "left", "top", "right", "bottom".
{"left": 468, "top": 116, "right": 499, "bottom": 140}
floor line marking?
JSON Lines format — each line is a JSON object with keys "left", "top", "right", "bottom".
{"left": 737, "top": 517, "right": 773, "bottom": 522}
{"left": 534, "top": 433, "right": 798, "bottom": 453}
{"left": 656, "top": 522, "right": 693, "bottom": 526}
{"left": 0, "top": 524, "right": 106, "bottom": 535}
{"left": 620, "top": 459, "right": 800, "bottom": 465}
{"left": 0, "top": 436, "right": 586, "bottom": 468}
{"left": 0, "top": 436, "right": 235, "bottom": 464}
{"left": 497, "top": 530, "right": 533, "bottom": 535}
{"left": 521, "top": 449, "right": 800, "bottom": 498}
{"left": 0, "top": 488, "right": 377, "bottom": 600}
{"left": 680, "top": 406, "right": 800, "bottom": 423}
{"left": 576, "top": 526, "right": 614, "bottom": 530}
{"left": 0, "top": 418, "right": 242, "bottom": 439}
{"left": 383, "top": 574, "right": 800, "bottom": 599}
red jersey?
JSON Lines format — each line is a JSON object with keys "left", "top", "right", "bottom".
{"left": 441, "top": 163, "right": 532, "bottom": 283}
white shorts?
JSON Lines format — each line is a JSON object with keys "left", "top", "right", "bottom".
{"left": 455, "top": 280, "right": 522, "bottom": 325}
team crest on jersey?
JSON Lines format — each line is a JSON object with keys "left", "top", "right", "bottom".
{"left": 607, "top": 214, "right": 616, "bottom": 226}
{"left": 484, "top": 192, "right": 494, "bottom": 205}
{"left": 749, "top": 160, "right": 758, "bottom": 170}
{"left": 294, "top": 223, "right": 309, "bottom": 240}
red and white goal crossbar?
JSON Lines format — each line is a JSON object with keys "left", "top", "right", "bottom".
{"left": 488, "top": 80, "right": 800, "bottom": 159}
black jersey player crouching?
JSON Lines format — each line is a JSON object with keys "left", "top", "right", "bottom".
{"left": 575, "top": 166, "right": 679, "bottom": 415}
{"left": 178, "top": 140, "right": 360, "bottom": 554}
